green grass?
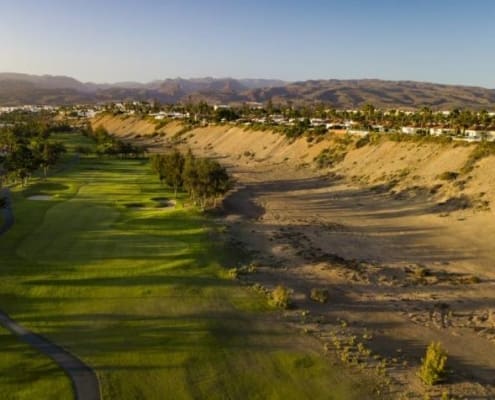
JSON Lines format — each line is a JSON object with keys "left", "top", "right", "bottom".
{"left": 0, "top": 133, "right": 377, "bottom": 399}
{"left": 0, "top": 326, "right": 72, "bottom": 400}
{"left": 51, "top": 131, "right": 95, "bottom": 154}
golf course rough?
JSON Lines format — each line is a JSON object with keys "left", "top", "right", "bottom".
{"left": 0, "top": 132, "right": 377, "bottom": 399}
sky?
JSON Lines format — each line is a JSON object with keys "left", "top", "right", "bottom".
{"left": 1, "top": 0, "right": 494, "bottom": 87}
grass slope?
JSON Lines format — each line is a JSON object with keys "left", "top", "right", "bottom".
{"left": 0, "top": 132, "right": 375, "bottom": 399}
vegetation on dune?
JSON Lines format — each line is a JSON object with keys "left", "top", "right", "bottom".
{"left": 314, "top": 136, "right": 353, "bottom": 169}
{"left": 418, "top": 342, "right": 448, "bottom": 386}
{"left": 437, "top": 171, "right": 459, "bottom": 181}
{"left": 387, "top": 132, "right": 453, "bottom": 145}
{"left": 310, "top": 288, "right": 329, "bottom": 304}
{"left": 270, "top": 285, "right": 292, "bottom": 309}
{"left": 461, "top": 141, "right": 495, "bottom": 173}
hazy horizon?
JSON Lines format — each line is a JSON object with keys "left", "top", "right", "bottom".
{"left": 1, "top": 0, "right": 495, "bottom": 87}
{"left": 4, "top": 71, "right": 495, "bottom": 91}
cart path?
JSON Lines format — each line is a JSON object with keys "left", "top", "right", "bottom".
{"left": 0, "top": 189, "right": 14, "bottom": 235}
{"left": 0, "top": 189, "right": 101, "bottom": 400}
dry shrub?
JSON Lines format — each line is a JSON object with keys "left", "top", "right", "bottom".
{"left": 270, "top": 285, "right": 291, "bottom": 309}
{"left": 310, "top": 288, "right": 329, "bottom": 303}
{"left": 418, "top": 342, "right": 448, "bottom": 385}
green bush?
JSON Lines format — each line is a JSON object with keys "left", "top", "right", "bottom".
{"left": 310, "top": 288, "right": 329, "bottom": 303}
{"left": 314, "top": 145, "right": 348, "bottom": 169}
{"left": 270, "top": 285, "right": 291, "bottom": 309}
{"left": 418, "top": 342, "right": 448, "bottom": 385}
{"left": 388, "top": 133, "right": 452, "bottom": 145}
{"left": 355, "top": 135, "right": 371, "bottom": 148}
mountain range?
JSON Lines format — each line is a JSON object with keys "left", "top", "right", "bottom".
{"left": 1, "top": 73, "right": 495, "bottom": 110}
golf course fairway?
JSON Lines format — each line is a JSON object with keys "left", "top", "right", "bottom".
{"left": 0, "top": 132, "right": 376, "bottom": 399}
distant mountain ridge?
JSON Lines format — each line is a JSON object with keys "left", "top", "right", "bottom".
{"left": 0, "top": 72, "right": 494, "bottom": 110}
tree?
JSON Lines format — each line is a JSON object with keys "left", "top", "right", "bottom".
{"left": 266, "top": 98, "right": 274, "bottom": 115}
{"left": 214, "top": 108, "right": 239, "bottom": 122}
{"left": 361, "top": 103, "right": 376, "bottom": 129}
{"left": 38, "top": 141, "right": 66, "bottom": 177}
{"left": 195, "top": 158, "right": 230, "bottom": 207}
{"left": 151, "top": 150, "right": 231, "bottom": 209}
{"left": 4, "top": 144, "right": 39, "bottom": 185}
{"left": 162, "top": 150, "right": 185, "bottom": 197}
{"left": 182, "top": 151, "right": 199, "bottom": 202}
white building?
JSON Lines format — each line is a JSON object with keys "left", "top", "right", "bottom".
{"left": 372, "top": 125, "right": 386, "bottom": 132}
{"left": 214, "top": 104, "right": 230, "bottom": 111}
{"left": 486, "top": 131, "right": 495, "bottom": 141}
{"left": 310, "top": 118, "right": 326, "bottom": 127}
{"left": 401, "top": 126, "right": 420, "bottom": 135}
{"left": 465, "top": 129, "right": 483, "bottom": 140}
{"left": 429, "top": 127, "right": 455, "bottom": 136}
{"left": 270, "top": 115, "right": 287, "bottom": 124}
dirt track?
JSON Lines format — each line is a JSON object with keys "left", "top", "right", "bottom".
{"left": 0, "top": 189, "right": 14, "bottom": 236}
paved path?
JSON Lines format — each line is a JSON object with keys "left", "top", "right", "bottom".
{"left": 0, "top": 188, "right": 14, "bottom": 236}
{"left": 0, "top": 189, "right": 101, "bottom": 400}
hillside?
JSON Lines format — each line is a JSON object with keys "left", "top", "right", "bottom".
{"left": 92, "top": 114, "right": 495, "bottom": 212}
{"left": 2, "top": 73, "right": 495, "bottom": 109}
{"left": 246, "top": 79, "right": 495, "bottom": 109}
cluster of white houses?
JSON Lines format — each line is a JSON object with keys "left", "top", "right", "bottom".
{"left": 247, "top": 116, "right": 495, "bottom": 142}
{"left": 2, "top": 102, "right": 495, "bottom": 143}
{"left": 346, "top": 125, "right": 495, "bottom": 142}
{"left": 0, "top": 105, "right": 58, "bottom": 114}
{"left": 399, "top": 126, "right": 495, "bottom": 141}
{"left": 149, "top": 111, "right": 190, "bottom": 120}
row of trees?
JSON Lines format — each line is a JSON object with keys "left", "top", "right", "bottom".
{"left": 151, "top": 150, "right": 231, "bottom": 208}
{"left": 347, "top": 105, "right": 495, "bottom": 132}
{"left": 0, "top": 121, "right": 67, "bottom": 186}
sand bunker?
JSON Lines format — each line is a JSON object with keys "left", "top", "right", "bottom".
{"left": 124, "top": 199, "right": 176, "bottom": 210}
{"left": 28, "top": 195, "right": 53, "bottom": 201}
{"left": 154, "top": 198, "right": 176, "bottom": 208}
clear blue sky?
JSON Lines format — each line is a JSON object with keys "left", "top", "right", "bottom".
{"left": 1, "top": 0, "right": 494, "bottom": 87}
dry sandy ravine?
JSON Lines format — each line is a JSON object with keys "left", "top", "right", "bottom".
{"left": 131, "top": 133, "right": 495, "bottom": 399}
{"left": 222, "top": 161, "right": 495, "bottom": 399}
